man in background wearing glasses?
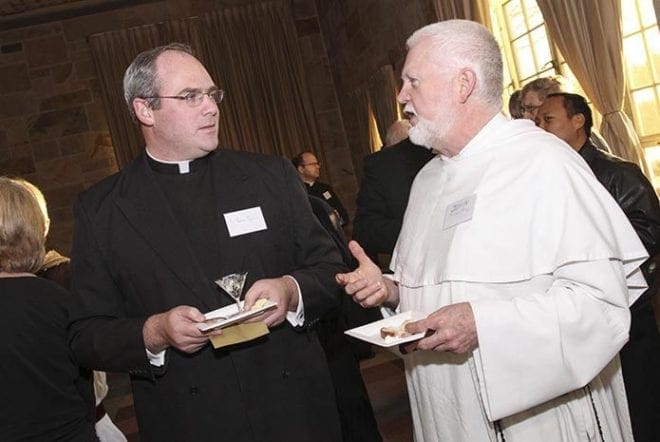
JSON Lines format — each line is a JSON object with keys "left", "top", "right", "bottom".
{"left": 68, "top": 43, "right": 346, "bottom": 441}
{"left": 292, "top": 151, "right": 350, "bottom": 227}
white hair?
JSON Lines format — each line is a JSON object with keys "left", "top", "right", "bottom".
{"left": 407, "top": 20, "right": 503, "bottom": 108}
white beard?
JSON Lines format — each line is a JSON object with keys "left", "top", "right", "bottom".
{"left": 409, "top": 112, "right": 456, "bottom": 151}
{"left": 408, "top": 117, "right": 438, "bottom": 149}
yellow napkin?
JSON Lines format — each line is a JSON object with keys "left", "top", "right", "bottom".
{"left": 209, "top": 321, "right": 269, "bottom": 349}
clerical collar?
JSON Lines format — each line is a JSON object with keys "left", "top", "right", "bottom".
{"left": 145, "top": 149, "right": 209, "bottom": 174}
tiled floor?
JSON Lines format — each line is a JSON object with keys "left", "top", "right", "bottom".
{"left": 104, "top": 347, "right": 413, "bottom": 442}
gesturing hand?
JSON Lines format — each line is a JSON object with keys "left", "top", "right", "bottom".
{"left": 404, "top": 302, "right": 478, "bottom": 354}
{"left": 335, "top": 241, "right": 399, "bottom": 309}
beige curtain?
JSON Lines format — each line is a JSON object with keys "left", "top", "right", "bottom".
{"left": 201, "top": 1, "right": 321, "bottom": 159}
{"left": 88, "top": 18, "right": 203, "bottom": 168}
{"left": 89, "top": 1, "right": 320, "bottom": 168}
{"left": 537, "top": 0, "right": 649, "bottom": 176}
{"left": 346, "top": 88, "right": 374, "bottom": 183}
{"left": 367, "top": 65, "right": 400, "bottom": 142}
{"left": 433, "top": 0, "right": 492, "bottom": 28}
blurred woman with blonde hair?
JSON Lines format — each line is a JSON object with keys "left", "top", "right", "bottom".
{"left": 11, "top": 177, "right": 126, "bottom": 442}
{"left": 0, "top": 176, "right": 98, "bottom": 441}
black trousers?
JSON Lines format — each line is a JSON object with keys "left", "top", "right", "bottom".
{"left": 317, "top": 312, "right": 382, "bottom": 442}
{"left": 619, "top": 292, "right": 660, "bottom": 442}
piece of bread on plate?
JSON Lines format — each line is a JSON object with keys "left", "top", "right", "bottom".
{"left": 380, "top": 319, "right": 414, "bottom": 339}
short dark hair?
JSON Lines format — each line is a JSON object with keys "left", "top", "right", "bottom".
{"left": 291, "top": 151, "right": 313, "bottom": 168}
{"left": 123, "top": 43, "right": 195, "bottom": 121}
{"left": 547, "top": 92, "right": 593, "bottom": 137}
{"left": 508, "top": 90, "right": 523, "bottom": 119}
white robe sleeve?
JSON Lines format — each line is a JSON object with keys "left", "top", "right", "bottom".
{"left": 470, "top": 259, "right": 631, "bottom": 421}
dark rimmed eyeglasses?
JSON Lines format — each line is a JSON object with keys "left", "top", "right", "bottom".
{"left": 521, "top": 104, "right": 541, "bottom": 114}
{"left": 143, "top": 89, "right": 224, "bottom": 107}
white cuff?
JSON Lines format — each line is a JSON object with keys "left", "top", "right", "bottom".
{"left": 284, "top": 275, "right": 305, "bottom": 326}
{"left": 146, "top": 348, "right": 166, "bottom": 367}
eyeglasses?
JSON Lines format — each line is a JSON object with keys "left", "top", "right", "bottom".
{"left": 144, "top": 89, "right": 224, "bottom": 107}
{"left": 521, "top": 104, "right": 541, "bottom": 114}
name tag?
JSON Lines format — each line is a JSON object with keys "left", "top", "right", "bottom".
{"left": 322, "top": 191, "right": 332, "bottom": 200}
{"left": 443, "top": 194, "right": 476, "bottom": 230}
{"left": 224, "top": 207, "right": 268, "bottom": 237}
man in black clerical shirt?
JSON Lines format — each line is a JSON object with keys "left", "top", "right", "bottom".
{"left": 68, "top": 43, "right": 346, "bottom": 442}
{"left": 292, "top": 151, "right": 350, "bottom": 226}
{"left": 537, "top": 92, "right": 660, "bottom": 442}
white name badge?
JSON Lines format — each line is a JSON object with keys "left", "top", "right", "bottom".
{"left": 443, "top": 194, "right": 477, "bottom": 230}
{"left": 224, "top": 206, "right": 268, "bottom": 237}
{"left": 322, "top": 191, "right": 332, "bottom": 200}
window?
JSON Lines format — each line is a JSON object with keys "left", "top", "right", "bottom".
{"left": 490, "top": 0, "right": 660, "bottom": 189}
{"left": 491, "top": 0, "right": 586, "bottom": 100}
{"left": 622, "top": 0, "right": 660, "bottom": 145}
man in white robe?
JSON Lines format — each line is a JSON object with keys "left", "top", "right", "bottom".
{"left": 337, "top": 19, "right": 647, "bottom": 441}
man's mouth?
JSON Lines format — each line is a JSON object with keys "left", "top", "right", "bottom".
{"left": 403, "top": 108, "right": 417, "bottom": 125}
{"left": 406, "top": 113, "right": 418, "bottom": 126}
{"left": 199, "top": 123, "right": 216, "bottom": 131}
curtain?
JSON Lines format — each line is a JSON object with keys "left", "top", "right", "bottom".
{"left": 201, "top": 1, "right": 321, "bottom": 159}
{"left": 88, "top": 18, "right": 203, "bottom": 168}
{"left": 89, "top": 1, "right": 319, "bottom": 168}
{"left": 537, "top": 0, "right": 649, "bottom": 176}
{"left": 367, "top": 64, "right": 401, "bottom": 143}
{"left": 347, "top": 87, "right": 373, "bottom": 183}
{"left": 433, "top": 0, "right": 492, "bottom": 29}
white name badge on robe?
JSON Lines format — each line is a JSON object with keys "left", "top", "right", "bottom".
{"left": 322, "top": 191, "right": 332, "bottom": 200}
{"left": 224, "top": 207, "right": 268, "bottom": 237}
{"left": 443, "top": 194, "right": 477, "bottom": 230}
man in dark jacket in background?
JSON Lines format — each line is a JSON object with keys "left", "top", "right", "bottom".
{"left": 293, "top": 151, "right": 350, "bottom": 226}
{"left": 353, "top": 136, "right": 435, "bottom": 269}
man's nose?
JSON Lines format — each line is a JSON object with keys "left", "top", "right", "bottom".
{"left": 201, "top": 94, "right": 218, "bottom": 114}
{"left": 397, "top": 86, "right": 409, "bottom": 104}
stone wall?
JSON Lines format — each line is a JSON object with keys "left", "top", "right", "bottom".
{"left": 0, "top": 21, "right": 116, "bottom": 254}
{"left": 316, "top": 0, "right": 435, "bottom": 177}
{"left": 0, "top": 0, "right": 353, "bottom": 254}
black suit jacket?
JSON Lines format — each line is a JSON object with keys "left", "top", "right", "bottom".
{"left": 579, "top": 142, "right": 660, "bottom": 257}
{"left": 579, "top": 142, "right": 660, "bottom": 442}
{"left": 68, "top": 149, "right": 344, "bottom": 441}
{"left": 353, "top": 138, "right": 435, "bottom": 265}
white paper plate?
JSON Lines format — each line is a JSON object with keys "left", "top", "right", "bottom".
{"left": 196, "top": 300, "right": 277, "bottom": 332}
{"left": 344, "top": 310, "right": 427, "bottom": 347}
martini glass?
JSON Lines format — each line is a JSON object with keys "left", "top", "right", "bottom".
{"left": 214, "top": 272, "right": 248, "bottom": 313}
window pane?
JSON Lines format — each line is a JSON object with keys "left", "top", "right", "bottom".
{"left": 645, "top": 27, "right": 660, "bottom": 80}
{"left": 631, "top": 87, "right": 660, "bottom": 136}
{"left": 530, "top": 27, "right": 553, "bottom": 71}
{"left": 643, "top": 145, "right": 660, "bottom": 192}
{"left": 504, "top": 0, "right": 526, "bottom": 39}
{"left": 639, "top": 0, "right": 657, "bottom": 28}
{"left": 621, "top": 0, "right": 640, "bottom": 35}
{"left": 513, "top": 35, "right": 536, "bottom": 79}
{"left": 624, "top": 34, "right": 653, "bottom": 88}
{"left": 523, "top": 0, "right": 544, "bottom": 28}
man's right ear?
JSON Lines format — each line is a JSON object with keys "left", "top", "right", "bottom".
{"left": 133, "top": 98, "right": 154, "bottom": 126}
